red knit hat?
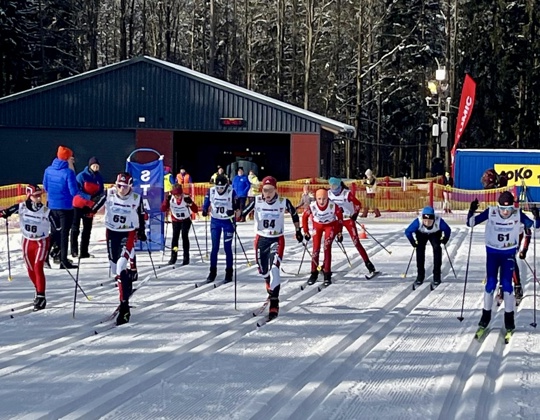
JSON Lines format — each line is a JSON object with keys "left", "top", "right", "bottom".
{"left": 57, "top": 146, "right": 73, "bottom": 160}
{"left": 261, "top": 176, "right": 277, "bottom": 188}
{"left": 171, "top": 185, "right": 183, "bottom": 195}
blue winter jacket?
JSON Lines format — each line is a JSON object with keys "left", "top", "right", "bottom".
{"left": 232, "top": 174, "right": 250, "bottom": 198}
{"left": 43, "top": 158, "right": 79, "bottom": 210}
{"left": 76, "top": 166, "right": 105, "bottom": 196}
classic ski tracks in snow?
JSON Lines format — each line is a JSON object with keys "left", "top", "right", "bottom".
{"left": 13, "top": 230, "right": 402, "bottom": 420}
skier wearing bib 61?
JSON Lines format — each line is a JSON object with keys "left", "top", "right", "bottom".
{"left": 467, "top": 191, "right": 539, "bottom": 342}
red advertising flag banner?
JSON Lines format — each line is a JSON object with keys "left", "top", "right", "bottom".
{"left": 451, "top": 74, "right": 476, "bottom": 166}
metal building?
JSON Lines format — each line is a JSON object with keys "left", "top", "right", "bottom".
{"left": 0, "top": 56, "right": 354, "bottom": 184}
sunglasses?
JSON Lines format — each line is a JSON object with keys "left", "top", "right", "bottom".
{"left": 498, "top": 205, "right": 514, "bottom": 211}
{"left": 262, "top": 186, "right": 275, "bottom": 193}
{"left": 117, "top": 184, "right": 130, "bottom": 189}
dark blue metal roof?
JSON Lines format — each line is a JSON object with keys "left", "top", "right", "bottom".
{"left": 0, "top": 56, "right": 355, "bottom": 135}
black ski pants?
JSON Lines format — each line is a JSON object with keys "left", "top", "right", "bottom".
{"left": 171, "top": 219, "right": 192, "bottom": 260}
{"left": 416, "top": 232, "right": 442, "bottom": 281}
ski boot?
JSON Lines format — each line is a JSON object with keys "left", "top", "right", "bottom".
{"left": 307, "top": 271, "right": 319, "bottom": 285}
{"left": 182, "top": 254, "right": 190, "bottom": 266}
{"left": 504, "top": 311, "right": 515, "bottom": 331}
{"left": 323, "top": 271, "right": 332, "bottom": 286}
{"left": 268, "top": 297, "right": 279, "bottom": 321}
{"left": 365, "top": 261, "right": 379, "bottom": 279}
{"left": 478, "top": 309, "right": 491, "bottom": 328}
{"left": 116, "top": 301, "right": 131, "bottom": 326}
{"left": 413, "top": 276, "right": 424, "bottom": 287}
{"left": 515, "top": 284, "right": 523, "bottom": 306}
{"left": 223, "top": 268, "right": 234, "bottom": 284}
{"left": 33, "top": 293, "right": 46, "bottom": 311}
{"left": 206, "top": 267, "right": 217, "bottom": 283}
{"left": 167, "top": 251, "right": 177, "bottom": 266}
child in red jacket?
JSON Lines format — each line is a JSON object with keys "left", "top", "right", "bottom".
{"left": 302, "top": 188, "right": 343, "bottom": 286}
{"left": 160, "top": 184, "right": 199, "bottom": 265}
{"left": 0, "top": 185, "right": 53, "bottom": 310}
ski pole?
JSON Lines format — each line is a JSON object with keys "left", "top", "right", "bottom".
{"left": 523, "top": 260, "right": 540, "bottom": 286}
{"left": 401, "top": 248, "right": 415, "bottom": 278}
{"left": 72, "top": 253, "right": 82, "bottom": 317}
{"left": 205, "top": 216, "right": 209, "bottom": 259}
{"left": 162, "top": 219, "right": 169, "bottom": 262}
{"left": 457, "top": 227, "right": 474, "bottom": 322}
{"left": 190, "top": 222, "right": 205, "bottom": 261}
{"left": 531, "top": 218, "right": 537, "bottom": 327}
{"left": 336, "top": 241, "right": 352, "bottom": 267}
{"left": 297, "top": 242, "right": 308, "bottom": 275}
{"left": 5, "top": 219, "right": 12, "bottom": 281}
{"left": 148, "top": 238, "right": 178, "bottom": 251}
{"left": 229, "top": 218, "right": 251, "bottom": 266}
{"left": 145, "top": 241, "right": 158, "bottom": 279}
{"left": 356, "top": 221, "right": 392, "bottom": 254}
{"left": 234, "top": 223, "right": 238, "bottom": 310}
{"left": 63, "top": 266, "right": 92, "bottom": 301}
{"left": 444, "top": 244, "right": 457, "bottom": 278}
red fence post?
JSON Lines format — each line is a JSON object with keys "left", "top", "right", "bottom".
{"left": 429, "top": 181, "right": 434, "bottom": 208}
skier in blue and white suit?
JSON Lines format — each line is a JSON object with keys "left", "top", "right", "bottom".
{"left": 467, "top": 191, "right": 540, "bottom": 332}
{"left": 405, "top": 206, "right": 451, "bottom": 286}
{"left": 202, "top": 175, "right": 240, "bottom": 284}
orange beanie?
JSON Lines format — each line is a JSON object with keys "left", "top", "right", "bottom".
{"left": 57, "top": 146, "right": 73, "bottom": 160}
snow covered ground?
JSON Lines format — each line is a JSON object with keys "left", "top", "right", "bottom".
{"left": 1, "top": 214, "right": 540, "bottom": 419}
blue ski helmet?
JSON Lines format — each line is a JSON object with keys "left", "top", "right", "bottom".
{"left": 421, "top": 206, "right": 435, "bottom": 219}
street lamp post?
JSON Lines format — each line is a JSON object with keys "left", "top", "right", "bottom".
{"left": 427, "top": 67, "right": 451, "bottom": 171}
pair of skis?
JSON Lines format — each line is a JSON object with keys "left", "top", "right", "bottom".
{"left": 474, "top": 326, "right": 514, "bottom": 344}
{"left": 412, "top": 279, "right": 441, "bottom": 291}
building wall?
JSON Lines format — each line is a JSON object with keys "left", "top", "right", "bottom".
{"left": 290, "top": 133, "right": 320, "bottom": 179}
{"left": 0, "top": 128, "right": 134, "bottom": 184}
{"left": 135, "top": 130, "right": 174, "bottom": 167}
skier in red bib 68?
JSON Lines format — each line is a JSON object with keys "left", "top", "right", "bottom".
{"left": 1, "top": 185, "right": 54, "bottom": 311}
{"left": 104, "top": 172, "right": 147, "bottom": 325}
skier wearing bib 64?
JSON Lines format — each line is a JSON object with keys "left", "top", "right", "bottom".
{"left": 467, "top": 191, "right": 539, "bottom": 342}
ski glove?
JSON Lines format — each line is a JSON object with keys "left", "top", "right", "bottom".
{"left": 137, "top": 229, "right": 147, "bottom": 242}
{"left": 304, "top": 232, "right": 311, "bottom": 241}
{"left": 519, "top": 250, "right": 527, "bottom": 260}
{"left": 0, "top": 210, "right": 7, "bottom": 219}
{"left": 336, "top": 233, "right": 343, "bottom": 243}
{"left": 351, "top": 213, "right": 359, "bottom": 222}
{"left": 295, "top": 228, "right": 304, "bottom": 243}
{"left": 469, "top": 199, "right": 479, "bottom": 213}
{"left": 531, "top": 205, "right": 540, "bottom": 220}
{"left": 226, "top": 209, "right": 235, "bottom": 217}
{"left": 440, "top": 236, "right": 449, "bottom": 245}
{"left": 184, "top": 196, "right": 193, "bottom": 205}
{"left": 202, "top": 210, "right": 208, "bottom": 217}
{"left": 409, "top": 240, "right": 417, "bottom": 248}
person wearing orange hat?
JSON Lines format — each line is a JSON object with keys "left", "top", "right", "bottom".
{"left": 241, "top": 175, "right": 303, "bottom": 321}
{"left": 328, "top": 177, "right": 378, "bottom": 278}
{"left": 43, "top": 145, "right": 79, "bottom": 269}
{"left": 160, "top": 183, "right": 199, "bottom": 265}
{"left": 0, "top": 185, "right": 53, "bottom": 310}
{"left": 302, "top": 188, "right": 343, "bottom": 286}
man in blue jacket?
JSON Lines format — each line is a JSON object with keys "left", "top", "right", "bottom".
{"left": 232, "top": 167, "right": 250, "bottom": 222}
{"left": 405, "top": 206, "right": 451, "bottom": 286}
{"left": 71, "top": 156, "right": 105, "bottom": 258}
{"left": 43, "top": 146, "right": 79, "bottom": 269}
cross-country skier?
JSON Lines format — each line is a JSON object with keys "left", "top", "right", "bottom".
{"left": 241, "top": 176, "right": 303, "bottom": 320}
{"left": 0, "top": 185, "right": 53, "bottom": 311}
{"left": 467, "top": 191, "right": 539, "bottom": 337}
{"left": 405, "top": 206, "right": 451, "bottom": 287}
{"left": 202, "top": 174, "right": 240, "bottom": 283}
{"left": 328, "top": 177, "right": 378, "bottom": 278}
{"left": 104, "top": 172, "right": 147, "bottom": 325}
{"left": 302, "top": 188, "right": 343, "bottom": 286}
{"left": 160, "top": 183, "right": 198, "bottom": 266}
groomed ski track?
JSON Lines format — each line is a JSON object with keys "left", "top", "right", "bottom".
{"left": 1, "top": 220, "right": 540, "bottom": 419}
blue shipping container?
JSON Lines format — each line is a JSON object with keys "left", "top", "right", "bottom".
{"left": 454, "top": 148, "right": 540, "bottom": 202}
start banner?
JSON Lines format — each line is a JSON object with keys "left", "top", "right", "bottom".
{"left": 494, "top": 164, "right": 540, "bottom": 187}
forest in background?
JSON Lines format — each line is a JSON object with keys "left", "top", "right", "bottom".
{"left": 1, "top": 0, "right": 539, "bottom": 178}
